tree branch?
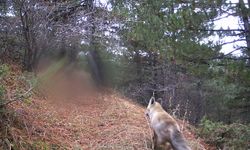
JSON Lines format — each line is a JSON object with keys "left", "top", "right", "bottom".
{"left": 177, "top": 1, "right": 248, "bottom": 5}
{"left": 219, "top": 39, "right": 245, "bottom": 46}
{"left": 194, "top": 29, "right": 245, "bottom": 32}
{"left": 223, "top": 47, "right": 244, "bottom": 56}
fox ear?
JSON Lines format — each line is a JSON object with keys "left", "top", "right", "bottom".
{"left": 150, "top": 97, "right": 155, "bottom": 105}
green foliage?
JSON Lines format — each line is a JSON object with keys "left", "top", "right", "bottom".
{"left": 109, "top": 0, "right": 250, "bottom": 125}
{"left": 203, "top": 59, "right": 250, "bottom": 123}
{"left": 1, "top": 138, "right": 65, "bottom": 150}
{"left": 199, "top": 117, "right": 250, "bottom": 149}
{"left": 0, "top": 64, "right": 9, "bottom": 108}
{"left": 0, "top": 85, "right": 6, "bottom": 105}
{"left": 0, "top": 64, "right": 10, "bottom": 80}
{"left": 31, "top": 141, "right": 61, "bottom": 150}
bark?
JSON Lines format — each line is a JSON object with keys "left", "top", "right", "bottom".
{"left": 19, "top": 0, "right": 38, "bottom": 72}
{"left": 135, "top": 51, "right": 142, "bottom": 84}
{"left": 87, "top": 0, "right": 104, "bottom": 86}
{"left": 239, "top": 0, "right": 250, "bottom": 58}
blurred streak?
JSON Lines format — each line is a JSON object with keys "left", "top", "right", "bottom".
{"left": 37, "top": 57, "right": 67, "bottom": 84}
{"left": 87, "top": 50, "right": 104, "bottom": 86}
{"left": 36, "top": 57, "right": 98, "bottom": 105}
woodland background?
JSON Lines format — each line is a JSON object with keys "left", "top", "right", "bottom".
{"left": 0, "top": 0, "right": 250, "bottom": 149}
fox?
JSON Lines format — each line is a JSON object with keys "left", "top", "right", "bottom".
{"left": 145, "top": 97, "right": 191, "bottom": 150}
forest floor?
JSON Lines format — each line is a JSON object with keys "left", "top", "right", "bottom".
{"left": 1, "top": 65, "right": 214, "bottom": 150}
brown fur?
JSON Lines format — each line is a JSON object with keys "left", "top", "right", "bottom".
{"left": 146, "top": 97, "right": 191, "bottom": 150}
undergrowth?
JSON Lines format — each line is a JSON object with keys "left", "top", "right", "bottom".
{"left": 198, "top": 117, "right": 250, "bottom": 149}
{"left": 0, "top": 64, "right": 61, "bottom": 150}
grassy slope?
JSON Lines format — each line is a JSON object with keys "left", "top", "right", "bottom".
{"left": 0, "top": 65, "right": 213, "bottom": 150}
{"left": 6, "top": 92, "right": 212, "bottom": 150}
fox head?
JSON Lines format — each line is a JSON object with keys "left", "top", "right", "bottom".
{"left": 145, "top": 97, "right": 158, "bottom": 117}
{"left": 145, "top": 97, "right": 166, "bottom": 120}
{"left": 147, "top": 96, "right": 156, "bottom": 110}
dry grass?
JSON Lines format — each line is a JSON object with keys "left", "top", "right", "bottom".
{"left": 1, "top": 65, "right": 213, "bottom": 150}
{"left": 7, "top": 91, "right": 152, "bottom": 150}
{"left": 6, "top": 90, "right": 212, "bottom": 150}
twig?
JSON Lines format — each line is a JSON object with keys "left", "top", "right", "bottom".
{"left": 181, "top": 99, "right": 189, "bottom": 131}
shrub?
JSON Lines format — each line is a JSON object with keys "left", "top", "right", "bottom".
{"left": 0, "top": 64, "right": 9, "bottom": 79}
{"left": 0, "top": 64, "right": 9, "bottom": 109}
{"left": 0, "top": 85, "right": 6, "bottom": 106}
{"left": 198, "top": 117, "right": 250, "bottom": 149}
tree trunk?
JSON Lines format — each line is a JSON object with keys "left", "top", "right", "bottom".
{"left": 135, "top": 51, "right": 142, "bottom": 84}
{"left": 87, "top": 0, "right": 104, "bottom": 86}
{"left": 19, "top": 0, "right": 38, "bottom": 72}
{"left": 239, "top": 0, "right": 250, "bottom": 59}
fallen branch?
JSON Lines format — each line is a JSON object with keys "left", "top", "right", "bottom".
{"left": 0, "top": 86, "right": 34, "bottom": 108}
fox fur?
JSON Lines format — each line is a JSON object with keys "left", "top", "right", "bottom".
{"left": 145, "top": 97, "right": 191, "bottom": 150}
